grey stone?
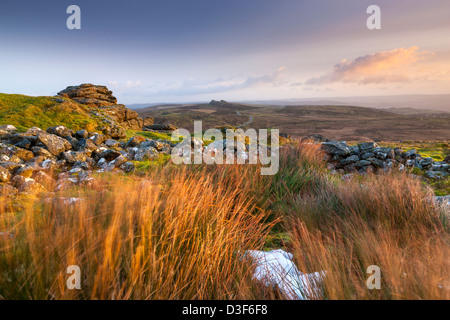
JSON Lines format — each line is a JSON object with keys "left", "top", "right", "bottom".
{"left": 321, "top": 141, "right": 350, "bottom": 156}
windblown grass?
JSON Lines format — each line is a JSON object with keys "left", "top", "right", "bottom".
{"left": 0, "top": 166, "right": 272, "bottom": 300}
{"left": 0, "top": 142, "right": 448, "bottom": 300}
{"left": 274, "top": 143, "right": 449, "bottom": 300}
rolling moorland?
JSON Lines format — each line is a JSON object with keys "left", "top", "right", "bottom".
{"left": 135, "top": 100, "right": 450, "bottom": 141}
{"left": 0, "top": 85, "right": 449, "bottom": 300}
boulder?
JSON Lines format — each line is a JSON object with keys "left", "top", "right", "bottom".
{"left": 355, "top": 160, "right": 372, "bottom": 168}
{"left": 361, "top": 152, "right": 375, "bottom": 160}
{"left": 402, "top": 149, "right": 417, "bottom": 159}
{"left": 0, "top": 129, "right": 12, "bottom": 140}
{"left": 0, "top": 125, "right": 18, "bottom": 133}
{"left": 90, "top": 133, "right": 107, "bottom": 146}
{"left": 46, "top": 125, "right": 73, "bottom": 138}
{"left": 139, "top": 140, "right": 164, "bottom": 151}
{"left": 98, "top": 149, "right": 122, "bottom": 162}
{"left": 75, "top": 129, "right": 89, "bottom": 139}
{"left": 358, "top": 142, "right": 377, "bottom": 152}
{"left": 134, "top": 147, "right": 158, "bottom": 161}
{"left": 0, "top": 167, "right": 11, "bottom": 182}
{"left": 37, "top": 132, "right": 71, "bottom": 156}
{"left": 120, "top": 161, "right": 135, "bottom": 173}
{"left": 0, "top": 184, "right": 18, "bottom": 195}
{"left": 15, "top": 165, "right": 35, "bottom": 178}
{"left": 419, "top": 157, "right": 434, "bottom": 167}
{"left": 143, "top": 124, "right": 178, "bottom": 132}
{"left": 444, "top": 155, "right": 450, "bottom": 164}
{"left": 61, "top": 151, "right": 88, "bottom": 164}
{"left": 125, "top": 136, "right": 146, "bottom": 148}
{"left": 18, "top": 180, "right": 46, "bottom": 195}
{"left": 339, "top": 155, "right": 360, "bottom": 166}
{"left": 143, "top": 117, "right": 155, "bottom": 126}
{"left": 320, "top": 141, "right": 350, "bottom": 156}
{"left": 368, "top": 158, "right": 384, "bottom": 168}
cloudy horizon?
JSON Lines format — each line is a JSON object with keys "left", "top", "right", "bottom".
{"left": 1, "top": 0, "right": 449, "bottom": 104}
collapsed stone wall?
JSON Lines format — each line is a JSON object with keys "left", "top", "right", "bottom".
{"left": 321, "top": 140, "right": 449, "bottom": 180}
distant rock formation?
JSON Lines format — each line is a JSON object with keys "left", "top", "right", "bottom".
{"left": 143, "top": 123, "right": 178, "bottom": 132}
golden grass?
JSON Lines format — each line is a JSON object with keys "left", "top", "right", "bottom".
{"left": 277, "top": 143, "right": 450, "bottom": 300}
{"left": 0, "top": 143, "right": 448, "bottom": 300}
{"left": 0, "top": 166, "right": 273, "bottom": 300}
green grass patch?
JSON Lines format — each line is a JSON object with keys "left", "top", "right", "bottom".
{"left": 0, "top": 93, "right": 101, "bottom": 132}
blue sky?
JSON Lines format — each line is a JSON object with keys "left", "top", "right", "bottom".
{"left": 1, "top": 0, "right": 449, "bottom": 103}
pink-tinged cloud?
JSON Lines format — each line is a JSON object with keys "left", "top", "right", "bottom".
{"left": 307, "top": 46, "right": 433, "bottom": 85}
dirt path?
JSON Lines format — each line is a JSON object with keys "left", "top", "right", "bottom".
{"left": 236, "top": 111, "right": 253, "bottom": 128}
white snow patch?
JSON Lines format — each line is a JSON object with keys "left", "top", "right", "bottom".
{"left": 244, "top": 249, "right": 326, "bottom": 300}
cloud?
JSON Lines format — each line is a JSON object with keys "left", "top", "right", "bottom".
{"left": 108, "top": 80, "right": 142, "bottom": 90}
{"left": 141, "top": 67, "right": 287, "bottom": 97}
{"left": 306, "top": 46, "right": 433, "bottom": 85}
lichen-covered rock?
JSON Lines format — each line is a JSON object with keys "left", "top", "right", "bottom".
{"left": 75, "top": 129, "right": 89, "bottom": 139}
{"left": 61, "top": 151, "right": 88, "bottom": 164}
{"left": 143, "top": 117, "right": 155, "bottom": 126}
{"left": 58, "top": 84, "right": 118, "bottom": 107}
{"left": 0, "top": 167, "right": 11, "bottom": 182}
{"left": 134, "top": 147, "right": 158, "bottom": 161}
{"left": 143, "top": 124, "right": 178, "bottom": 132}
{"left": 15, "top": 165, "right": 35, "bottom": 178}
{"left": 321, "top": 141, "right": 350, "bottom": 156}
{"left": 90, "top": 133, "right": 107, "bottom": 146}
{"left": 18, "top": 180, "right": 46, "bottom": 195}
{"left": 125, "top": 136, "right": 146, "bottom": 148}
{"left": 0, "top": 125, "right": 18, "bottom": 133}
{"left": 0, "top": 183, "right": 18, "bottom": 195}
{"left": 120, "top": 161, "right": 135, "bottom": 173}
{"left": 47, "top": 125, "right": 73, "bottom": 138}
{"left": 37, "top": 132, "right": 71, "bottom": 156}
{"left": 358, "top": 142, "right": 378, "bottom": 152}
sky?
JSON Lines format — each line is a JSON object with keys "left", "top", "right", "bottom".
{"left": 1, "top": 0, "right": 450, "bottom": 104}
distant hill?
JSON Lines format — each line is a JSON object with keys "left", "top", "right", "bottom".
{"left": 240, "top": 94, "right": 450, "bottom": 113}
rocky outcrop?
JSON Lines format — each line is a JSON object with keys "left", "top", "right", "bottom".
{"left": 57, "top": 84, "right": 148, "bottom": 131}
{"left": 321, "top": 140, "right": 450, "bottom": 179}
{"left": 0, "top": 124, "right": 176, "bottom": 196}
{"left": 58, "top": 84, "right": 117, "bottom": 107}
